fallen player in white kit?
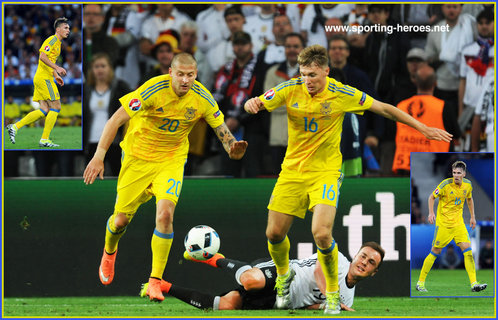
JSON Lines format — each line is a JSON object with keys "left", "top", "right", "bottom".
{"left": 140, "top": 242, "right": 384, "bottom": 311}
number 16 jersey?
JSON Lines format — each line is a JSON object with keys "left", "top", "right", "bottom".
{"left": 259, "top": 77, "right": 373, "bottom": 173}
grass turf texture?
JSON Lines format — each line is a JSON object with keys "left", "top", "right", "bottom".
{"left": 4, "top": 126, "right": 82, "bottom": 150}
{"left": 411, "top": 268, "right": 494, "bottom": 297}
{"left": 3, "top": 296, "right": 495, "bottom": 317}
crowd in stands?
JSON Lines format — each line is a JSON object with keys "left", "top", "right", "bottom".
{"left": 4, "top": 4, "right": 495, "bottom": 178}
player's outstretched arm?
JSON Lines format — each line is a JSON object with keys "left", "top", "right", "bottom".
{"left": 244, "top": 97, "right": 265, "bottom": 114}
{"left": 83, "top": 107, "right": 130, "bottom": 185}
{"left": 213, "top": 122, "right": 248, "bottom": 160}
{"left": 427, "top": 194, "right": 436, "bottom": 224}
{"left": 369, "top": 100, "right": 453, "bottom": 142}
{"left": 39, "top": 52, "right": 66, "bottom": 76}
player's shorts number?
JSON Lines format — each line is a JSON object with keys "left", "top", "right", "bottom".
{"left": 166, "top": 178, "right": 181, "bottom": 197}
{"left": 454, "top": 197, "right": 461, "bottom": 205}
{"left": 322, "top": 184, "right": 336, "bottom": 201}
{"left": 159, "top": 118, "right": 180, "bottom": 132}
{"left": 304, "top": 117, "right": 318, "bottom": 132}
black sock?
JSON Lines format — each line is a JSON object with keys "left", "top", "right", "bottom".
{"left": 168, "top": 284, "right": 216, "bottom": 309}
{"left": 216, "top": 258, "right": 251, "bottom": 281}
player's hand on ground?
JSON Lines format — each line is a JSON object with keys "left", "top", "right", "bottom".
{"left": 56, "top": 66, "right": 67, "bottom": 76}
{"left": 422, "top": 126, "right": 452, "bottom": 143}
{"left": 83, "top": 157, "right": 105, "bottom": 185}
{"left": 341, "top": 303, "right": 355, "bottom": 311}
{"left": 428, "top": 212, "right": 435, "bottom": 224}
{"left": 469, "top": 216, "right": 476, "bottom": 230}
{"left": 55, "top": 75, "right": 64, "bottom": 86}
{"left": 244, "top": 97, "right": 263, "bottom": 114}
{"left": 229, "top": 140, "right": 248, "bottom": 160}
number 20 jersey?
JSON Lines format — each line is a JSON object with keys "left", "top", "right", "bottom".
{"left": 259, "top": 77, "right": 373, "bottom": 173}
{"left": 119, "top": 74, "right": 225, "bottom": 162}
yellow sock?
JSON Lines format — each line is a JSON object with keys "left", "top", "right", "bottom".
{"left": 104, "top": 215, "right": 127, "bottom": 254}
{"left": 150, "top": 230, "right": 174, "bottom": 279}
{"left": 463, "top": 249, "right": 476, "bottom": 285}
{"left": 418, "top": 251, "right": 438, "bottom": 283}
{"left": 15, "top": 109, "right": 46, "bottom": 129}
{"left": 268, "top": 236, "right": 290, "bottom": 275}
{"left": 41, "top": 109, "right": 59, "bottom": 140}
{"left": 317, "top": 240, "right": 339, "bottom": 292}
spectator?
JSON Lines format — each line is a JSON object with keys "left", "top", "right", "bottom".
{"left": 392, "top": 65, "right": 460, "bottom": 174}
{"left": 391, "top": 4, "right": 441, "bottom": 48}
{"left": 440, "top": 244, "right": 462, "bottom": 269}
{"left": 102, "top": 4, "right": 145, "bottom": 89}
{"left": 263, "top": 33, "right": 304, "bottom": 174}
{"left": 196, "top": 4, "right": 230, "bottom": 54}
{"left": 178, "top": 21, "right": 213, "bottom": 90}
{"left": 213, "top": 31, "right": 268, "bottom": 177}
{"left": 83, "top": 53, "right": 130, "bottom": 176}
{"left": 83, "top": 4, "right": 119, "bottom": 78}
{"left": 207, "top": 6, "right": 245, "bottom": 73}
{"left": 139, "top": 4, "right": 191, "bottom": 57}
{"left": 392, "top": 48, "right": 429, "bottom": 105}
{"left": 140, "top": 30, "right": 179, "bottom": 85}
{"left": 244, "top": 4, "right": 277, "bottom": 54}
{"left": 300, "top": 4, "right": 353, "bottom": 48}
{"left": 471, "top": 77, "right": 494, "bottom": 152}
{"left": 479, "top": 240, "right": 494, "bottom": 269}
{"left": 425, "top": 4, "right": 477, "bottom": 107}
{"left": 257, "top": 14, "right": 293, "bottom": 67}
{"left": 458, "top": 8, "right": 494, "bottom": 140}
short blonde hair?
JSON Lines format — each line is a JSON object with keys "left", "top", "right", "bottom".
{"left": 171, "top": 52, "right": 197, "bottom": 69}
{"left": 452, "top": 160, "right": 467, "bottom": 172}
{"left": 297, "top": 44, "right": 329, "bottom": 68}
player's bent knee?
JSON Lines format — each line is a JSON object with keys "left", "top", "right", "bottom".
{"left": 156, "top": 210, "right": 174, "bottom": 228}
{"left": 312, "top": 229, "right": 332, "bottom": 248}
{"left": 114, "top": 213, "right": 130, "bottom": 229}
{"left": 240, "top": 268, "right": 265, "bottom": 291}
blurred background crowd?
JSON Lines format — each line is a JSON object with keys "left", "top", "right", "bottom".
{"left": 3, "top": 3, "right": 495, "bottom": 178}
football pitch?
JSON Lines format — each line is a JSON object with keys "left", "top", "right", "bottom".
{"left": 4, "top": 126, "right": 82, "bottom": 150}
{"left": 3, "top": 295, "right": 495, "bottom": 317}
{"left": 411, "top": 268, "right": 495, "bottom": 297}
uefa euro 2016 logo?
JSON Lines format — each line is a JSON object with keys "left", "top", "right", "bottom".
{"left": 128, "top": 98, "right": 141, "bottom": 111}
{"left": 264, "top": 89, "right": 275, "bottom": 101}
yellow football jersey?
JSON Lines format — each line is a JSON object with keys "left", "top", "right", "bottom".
{"left": 119, "top": 74, "right": 225, "bottom": 162}
{"left": 35, "top": 35, "right": 61, "bottom": 79}
{"left": 432, "top": 178, "right": 473, "bottom": 228}
{"left": 259, "top": 77, "right": 373, "bottom": 172}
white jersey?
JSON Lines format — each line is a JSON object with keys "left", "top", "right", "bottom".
{"left": 254, "top": 252, "right": 355, "bottom": 309}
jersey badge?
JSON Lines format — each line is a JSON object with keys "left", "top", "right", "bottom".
{"left": 128, "top": 98, "right": 142, "bottom": 111}
{"left": 320, "top": 102, "right": 331, "bottom": 115}
{"left": 264, "top": 89, "right": 275, "bottom": 101}
{"left": 463, "top": 190, "right": 467, "bottom": 196}
{"left": 185, "top": 107, "right": 197, "bottom": 120}
{"left": 213, "top": 110, "right": 221, "bottom": 118}
{"left": 434, "top": 188, "right": 439, "bottom": 195}
{"left": 44, "top": 46, "right": 50, "bottom": 52}
{"left": 359, "top": 92, "right": 366, "bottom": 106}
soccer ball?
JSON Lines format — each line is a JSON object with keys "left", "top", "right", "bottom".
{"left": 184, "top": 225, "right": 220, "bottom": 260}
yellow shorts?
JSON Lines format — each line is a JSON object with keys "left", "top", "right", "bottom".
{"left": 432, "top": 223, "right": 470, "bottom": 248}
{"left": 268, "top": 169, "right": 344, "bottom": 218}
{"left": 114, "top": 153, "right": 185, "bottom": 216}
{"left": 33, "top": 76, "right": 60, "bottom": 101}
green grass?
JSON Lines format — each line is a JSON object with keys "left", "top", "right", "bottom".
{"left": 411, "top": 268, "right": 494, "bottom": 297}
{"left": 2, "top": 296, "right": 495, "bottom": 317}
{"left": 4, "top": 126, "right": 82, "bottom": 150}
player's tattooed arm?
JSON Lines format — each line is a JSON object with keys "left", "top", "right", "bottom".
{"left": 213, "top": 122, "right": 248, "bottom": 160}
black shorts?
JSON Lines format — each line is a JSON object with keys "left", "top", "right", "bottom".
{"left": 236, "top": 258, "right": 278, "bottom": 310}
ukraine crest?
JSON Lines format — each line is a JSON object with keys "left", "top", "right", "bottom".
{"left": 185, "top": 107, "right": 197, "bottom": 120}
{"left": 320, "top": 102, "right": 331, "bottom": 115}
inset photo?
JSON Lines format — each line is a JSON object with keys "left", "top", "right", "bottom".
{"left": 4, "top": 4, "right": 82, "bottom": 150}
{"left": 410, "top": 152, "right": 494, "bottom": 297}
